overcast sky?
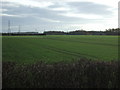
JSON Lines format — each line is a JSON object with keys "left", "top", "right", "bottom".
{"left": 1, "top": 0, "right": 119, "bottom": 33}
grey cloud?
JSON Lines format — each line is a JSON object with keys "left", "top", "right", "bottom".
{"left": 2, "top": 1, "right": 109, "bottom": 23}
{"left": 67, "top": 2, "right": 113, "bottom": 15}
{"left": 2, "top": 1, "right": 112, "bottom": 32}
{"left": 48, "top": 2, "right": 62, "bottom": 8}
{"left": 2, "top": 2, "right": 95, "bottom": 24}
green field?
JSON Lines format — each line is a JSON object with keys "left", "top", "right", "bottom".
{"left": 2, "top": 35, "right": 119, "bottom": 64}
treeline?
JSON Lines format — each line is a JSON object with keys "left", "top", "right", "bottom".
{"left": 2, "top": 28, "right": 120, "bottom": 36}
{"left": 44, "top": 28, "right": 120, "bottom": 35}
{"left": 2, "top": 32, "right": 46, "bottom": 36}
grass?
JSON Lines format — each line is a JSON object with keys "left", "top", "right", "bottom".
{"left": 2, "top": 35, "right": 119, "bottom": 64}
{"left": 2, "top": 35, "right": 119, "bottom": 88}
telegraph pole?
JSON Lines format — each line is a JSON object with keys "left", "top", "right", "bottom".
{"left": 35, "top": 28, "right": 37, "bottom": 32}
{"left": 8, "top": 20, "right": 11, "bottom": 35}
{"left": 44, "top": 29, "right": 45, "bottom": 32}
{"left": 18, "top": 25, "right": 21, "bottom": 33}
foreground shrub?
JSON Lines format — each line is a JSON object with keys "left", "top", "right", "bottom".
{"left": 2, "top": 59, "right": 119, "bottom": 88}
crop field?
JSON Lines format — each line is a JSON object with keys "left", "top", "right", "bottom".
{"left": 2, "top": 35, "right": 119, "bottom": 88}
{"left": 2, "top": 35, "right": 119, "bottom": 64}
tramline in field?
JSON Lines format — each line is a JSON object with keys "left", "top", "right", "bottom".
{"left": 2, "top": 35, "right": 118, "bottom": 64}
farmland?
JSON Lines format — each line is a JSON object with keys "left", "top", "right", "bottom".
{"left": 2, "top": 35, "right": 119, "bottom": 88}
{"left": 2, "top": 35, "right": 119, "bottom": 64}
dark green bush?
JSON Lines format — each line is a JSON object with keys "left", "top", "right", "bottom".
{"left": 2, "top": 59, "right": 119, "bottom": 88}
